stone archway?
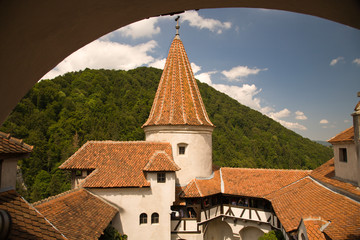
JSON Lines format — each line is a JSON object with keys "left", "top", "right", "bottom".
{"left": 205, "top": 218, "right": 234, "bottom": 240}
{"left": 239, "top": 226, "right": 264, "bottom": 240}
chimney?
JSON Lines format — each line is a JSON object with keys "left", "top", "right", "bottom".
{"left": 351, "top": 92, "right": 360, "bottom": 186}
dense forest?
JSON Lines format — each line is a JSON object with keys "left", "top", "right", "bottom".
{"left": 0, "top": 67, "right": 333, "bottom": 202}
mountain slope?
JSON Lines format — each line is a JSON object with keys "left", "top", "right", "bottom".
{"left": 0, "top": 67, "right": 333, "bottom": 202}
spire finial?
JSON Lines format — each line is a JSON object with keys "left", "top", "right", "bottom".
{"left": 175, "top": 16, "right": 180, "bottom": 39}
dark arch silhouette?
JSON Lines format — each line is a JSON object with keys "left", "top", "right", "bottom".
{"left": 0, "top": 1, "right": 359, "bottom": 124}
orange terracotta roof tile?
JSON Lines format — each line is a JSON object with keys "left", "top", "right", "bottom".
{"left": 0, "top": 189, "right": 65, "bottom": 239}
{"left": 221, "top": 167, "right": 311, "bottom": 197}
{"left": 34, "top": 188, "right": 118, "bottom": 240}
{"left": 143, "top": 150, "right": 180, "bottom": 172}
{"left": 328, "top": 127, "right": 354, "bottom": 143}
{"left": 59, "top": 141, "right": 173, "bottom": 188}
{"left": 143, "top": 37, "right": 214, "bottom": 128}
{"left": 0, "top": 131, "right": 33, "bottom": 156}
{"left": 267, "top": 177, "right": 360, "bottom": 239}
{"left": 310, "top": 158, "right": 360, "bottom": 199}
{"left": 181, "top": 169, "right": 221, "bottom": 198}
{"left": 303, "top": 218, "right": 327, "bottom": 240}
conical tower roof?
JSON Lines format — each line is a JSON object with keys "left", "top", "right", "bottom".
{"left": 143, "top": 28, "right": 214, "bottom": 128}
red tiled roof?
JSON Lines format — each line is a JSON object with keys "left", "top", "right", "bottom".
{"left": 181, "top": 169, "right": 221, "bottom": 198}
{"left": 59, "top": 141, "right": 174, "bottom": 188}
{"left": 221, "top": 167, "right": 311, "bottom": 198}
{"left": 143, "top": 37, "right": 214, "bottom": 128}
{"left": 303, "top": 218, "right": 327, "bottom": 240}
{"left": 0, "top": 189, "right": 65, "bottom": 239}
{"left": 267, "top": 177, "right": 360, "bottom": 239}
{"left": 0, "top": 131, "right": 33, "bottom": 156}
{"left": 310, "top": 158, "right": 360, "bottom": 199}
{"left": 34, "top": 188, "right": 118, "bottom": 240}
{"left": 328, "top": 127, "right": 354, "bottom": 143}
{"left": 180, "top": 167, "right": 310, "bottom": 198}
{"left": 143, "top": 150, "right": 180, "bottom": 172}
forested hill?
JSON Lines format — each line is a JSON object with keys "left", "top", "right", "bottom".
{"left": 1, "top": 67, "right": 333, "bottom": 202}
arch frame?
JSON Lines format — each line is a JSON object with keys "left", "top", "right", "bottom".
{"left": 0, "top": 0, "right": 359, "bottom": 124}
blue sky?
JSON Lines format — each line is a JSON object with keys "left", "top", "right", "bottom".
{"left": 42, "top": 8, "right": 360, "bottom": 141}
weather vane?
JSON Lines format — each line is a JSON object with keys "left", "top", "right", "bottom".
{"left": 175, "top": 16, "right": 180, "bottom": 37}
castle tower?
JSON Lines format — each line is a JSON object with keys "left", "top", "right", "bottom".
{"left": 143, "top": 18, "right": 214, "bottom": 185}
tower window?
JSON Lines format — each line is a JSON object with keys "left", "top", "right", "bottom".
{"left": 151, "top": 213, "right": 159, "bottom": 224}
{"left": 339, "top": 148, "right": 347, "bottom": 162}
{"left": 157, "top": 172, "right": 166, "bottom": 183}
{"left": 139, "top": 213, "right": 147, "bottom": 224}
{"left": 179, "top": 146, "right": 186, "bottom": 155}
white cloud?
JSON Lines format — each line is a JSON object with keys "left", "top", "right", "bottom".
{"left": 269, "top": 108, "right": 291, "bottom": 119}
{"left": 107, "top": 18, "right": 161, "bottom": 40}
{"left": 195, "top": 71, "right": 217, "bottom": 85}
{"left": 212, "top": 83, "right": 262, "bottom": 110}
{"left": 295, "top": 111, "right": 307, "bottom": 120}
{"left": 353, "top": 58, "right": 360, "bottom": 66}
{"left": 195, "top": 69, "right": 307, "bottom": 131}
{"left": 221, "top": 66, "right": 268, "bottom": 81}
{"left": 181, "top": 11, "right": 232, "bottom": 34}
{"left": 191, "top": 63, "right": 201, "bottom": 74}
{"left": 149, "top": 58, "right": 166, "bottom": 69}
{"left": 330, "top": 57, "right": 344, "bottom": 66}
{"left": 320, "top": 119, "right": 329, "bottom": 124}
{"left": 276, "top": 119, "right": 307, "bottom": 130}
{"left": 42, "top": 40, "right": 158, "bottom": 79}
{"left": 344, "top": 119, "right": 350, "bottom": 123}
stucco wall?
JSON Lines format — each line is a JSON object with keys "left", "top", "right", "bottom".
{"left": 334, "top": 143, "right": 358, "bottom": 183}
{"left": 0, "top": 158, "right": 18, "bottom": 189}
{"left": 145, "top": 125, "right": 213, "bottom": 185}
{"left": 90, "top": 172, "right": 176, "bottom": 239}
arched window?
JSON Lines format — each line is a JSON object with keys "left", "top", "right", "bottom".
{"left": 151, "top": 212, "right": 159, "bottom": 224}
{"left": 139, "top": 213, "right": 147, "bottom": 224}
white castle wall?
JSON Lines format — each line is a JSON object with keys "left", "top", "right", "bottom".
{"left": 89, "top": 172, "right": 176, "bottom": 239}
{"left": 144, "top": 125, "right": 213, "bottom": 185}
{"left": 333, "top": 143, "right": 358, "bottom": 184}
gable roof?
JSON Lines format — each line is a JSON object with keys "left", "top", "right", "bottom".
{"left": 328, "top": 127, "right": 354, "bottom": 143}
{"left": 143, "top": 150, "right": 180, "bottom": 172}
{"left": 59, "top": 141, "right": 176, "bottom": 188}
{"left": 143, "top": 37, "right": 214, "bottom": 128}
{"left": 180, "top": 167, "right": 310, "bottom": 198}
{"left": 33, "top": 188, "right": 118, "bottom": 240}
{"left": 310, "top": 158, "right": 360, "bottom": 201}
{"left": 267, "top": 177, "right": 360, "bottom": 239}
{"left": 0, "top": 131, "right": 33, "bottom": 157}
{"left": 0, "top": 189, "right": 65, "bottom": 240}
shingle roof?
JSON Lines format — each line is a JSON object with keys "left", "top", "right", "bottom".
{"left": 267, "top": 177, "right": 360, "bottom": 239}
{"left": 0, "top": 131, "right": 33, "bottom": 156}
{"left": 33, "top": 188, "right": 118, "bottom": 240}
{"left": 180, "top": 167, "right": 310, "bottom": 198}
{"left": 0, "top": 189, "right": 65, "bottom": 240}
{"left": 310, "top": 158, "right": 360, "bottom": 200}
{"left": 221, "top": 167, "right": 311, "bottom": 197}
{"left": 59, "top": 141, "right": 176, "bottom": 188}
{"left": 328, "top": 127, "right": 354, "bottom": 143}
{"left": 143, "top": 150, "right": 180, "bottom": 172}
{"left": 302, "top": 218, "right": 327, "bottom": 240}
{"left": 181, "top": 168, "right": 221, "bottom": 198}
{"left": 143, "top": 37, "right": 214, "bottom": 128}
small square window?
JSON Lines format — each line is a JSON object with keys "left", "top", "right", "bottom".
{"left": 179, "top": 146, "right": 186, "bottom": 155}
{"left": 339, "top": 148, "right": 347, "bottom": 162}
{"left": 157, "top": 172, "right": 166, "bottom": 183}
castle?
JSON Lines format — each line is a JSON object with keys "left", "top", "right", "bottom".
{"left": 1, "top": 21, "right": 359, "bottom": 240}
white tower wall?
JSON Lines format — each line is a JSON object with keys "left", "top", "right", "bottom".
{"left": 145, "top": 125, "right": 213, "bottom": 185}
